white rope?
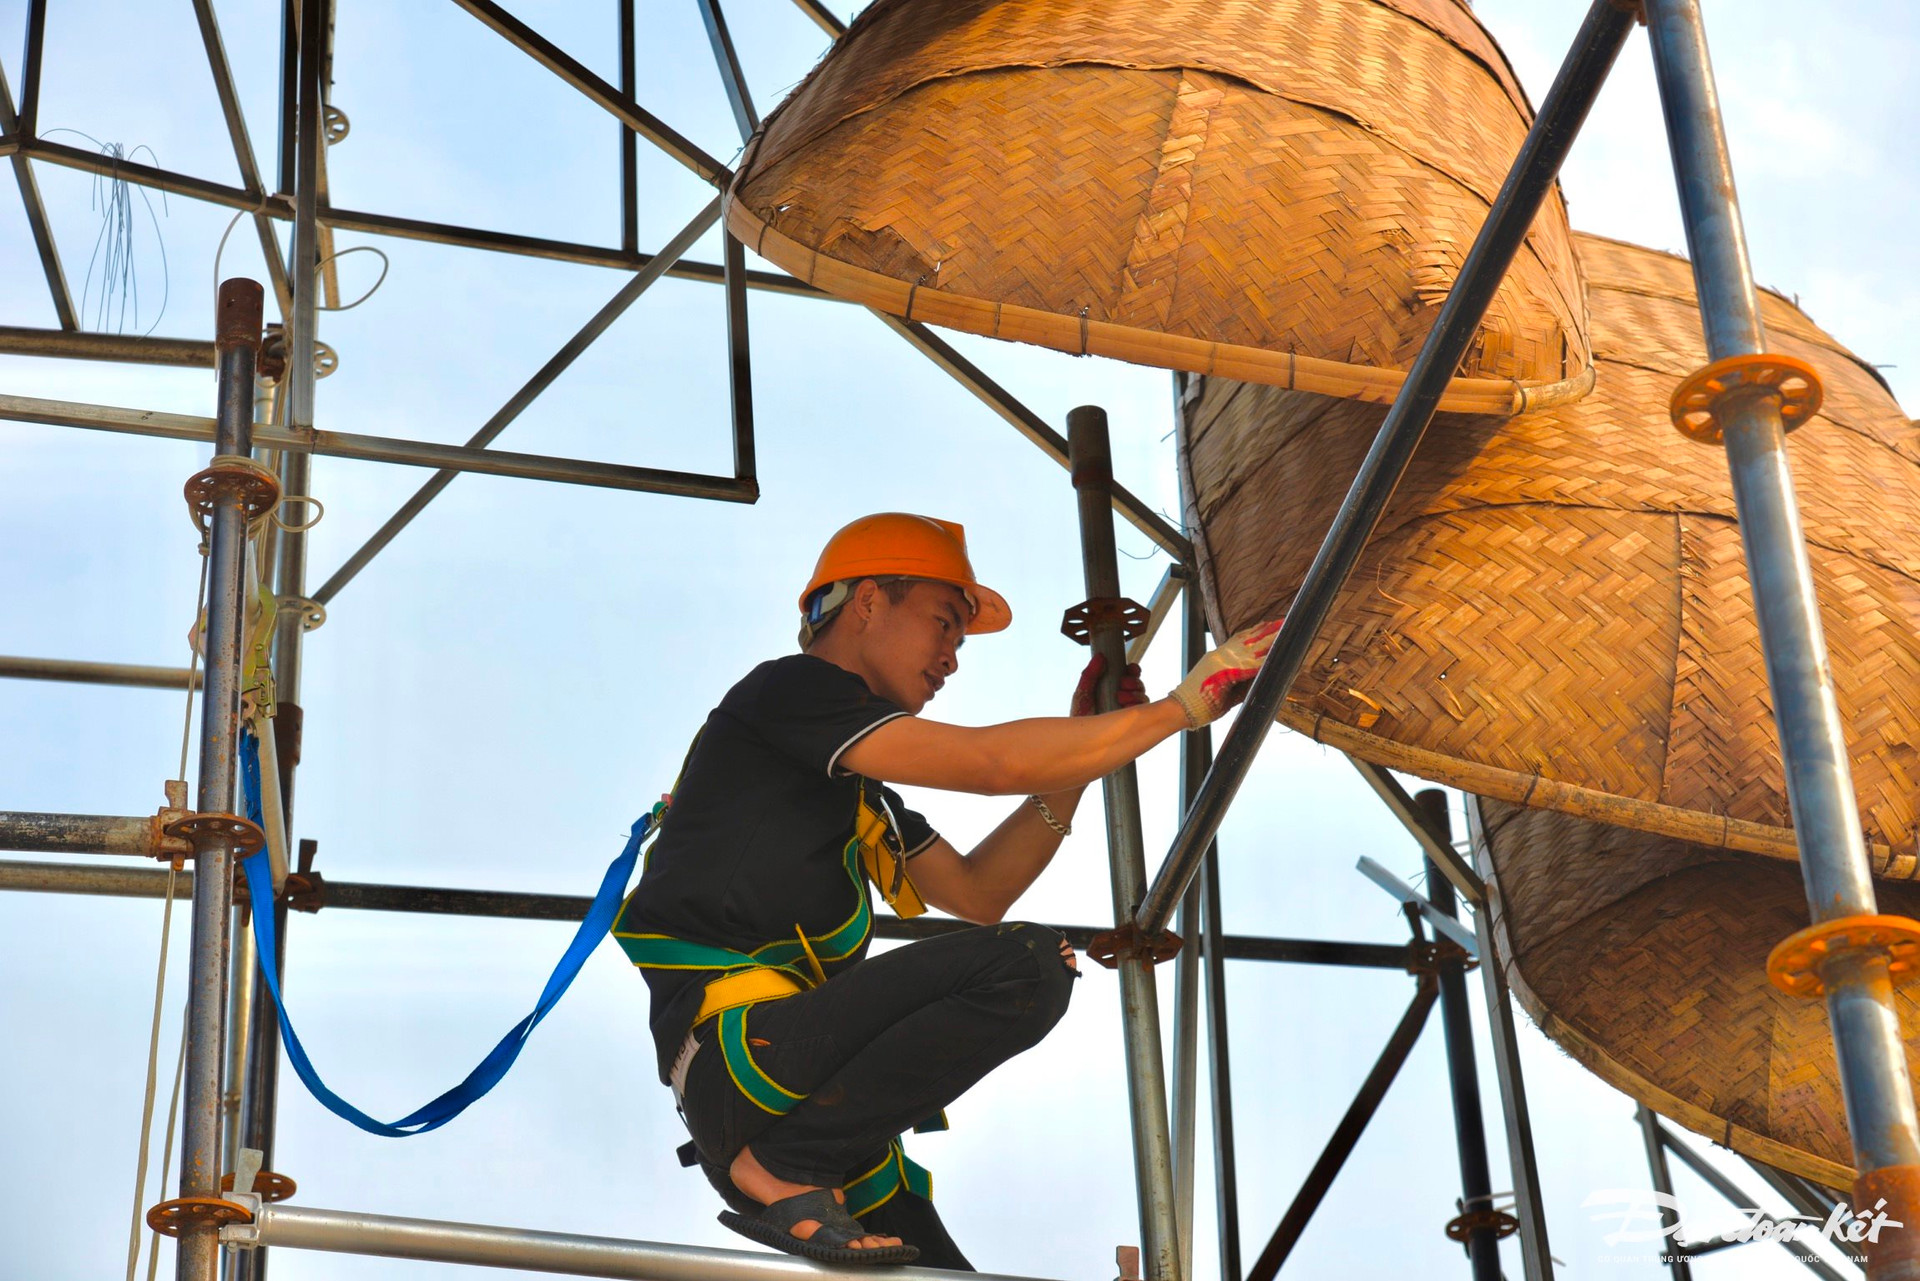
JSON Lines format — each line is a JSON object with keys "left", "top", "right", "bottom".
{"left": 122, "top": 871, "right": 181, "bottom": 1281}
{"left": 176, "top": 549, "right": 210, "bottom": 784}
{"left": 145, "top": 1021, "right": 189, "bottom": 1281}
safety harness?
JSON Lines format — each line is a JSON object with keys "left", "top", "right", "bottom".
{"left": 611, "top": 769, "right": 938, "bottom": 1216}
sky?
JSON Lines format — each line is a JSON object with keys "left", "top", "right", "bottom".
{"left": 0, "top": 2, "right": 1915, "bottom": 1280}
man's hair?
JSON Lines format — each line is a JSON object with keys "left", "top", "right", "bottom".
{"left": 801, "top": 577, "right": 917, "bottom": 650}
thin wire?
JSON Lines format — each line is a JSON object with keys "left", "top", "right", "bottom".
{"left": 144, "top": 1020, "right": 190, "bottom": 1281}
{"left": 315, "top": 245, "right": 390, "bottom": 311}
{"left": 212, "top": 208, "right": 248, "bottom": 326}
{"left": 122, "top": 865, "right": 181, "bottom": 1281}
{"left": 177, "top": 551, "right": 210, "bottom": 785}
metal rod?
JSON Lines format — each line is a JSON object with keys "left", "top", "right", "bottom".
{"left": 307, "top": 195, "right": 728, "bottom": 604}
{"left": 697, "top": 0, "right": 759, "bottom": 139}
{"left": 617, "top": 0, "right": 636, "bottom": 255}
{"left": 1170, "top": 881, "right": 1201, "bottom": 1281}
{"left": 447, "top": 0, "right": 730, "bottom": 188}
{"left": 0, "top": 812, "right": 169, "bottom": 858}
{"left": 1351, "top": 759, "right": 1483, "bottom": 905}
{"left": 1245, "top": 979, "right": 1439, "bottom": 1281}
{"left": 0, "top": 654, "right": 199, "bottom": 689}
{"left": 1134, "top": 0, "right": 1636, "bottom": 938}
{"left": 1125, "top": 565, "right": 1183, "bottom": 667}
{"left": 0, "top": 392, "right": 756, "bottom": 503}
{"left": 228, "top": 1198, "right": 1057, "bottom": 1281}
{"left": 17, "top": 0, "right": 47, "bottom": 140}
{"left": 0, "top": 326, "right": 214, "bottom": 367}
{"left": 189, "top": 0, "right": 295, "bottom": 319}
{"left": 0, "top": 858, "right": 1410, "bottom": 973}
{"left": 223, "top": 910, "right": 258, "bottom": 1180}
{"left": 1463, "top": 796, "right": 1553, "bottom": 1281}
{"left": 320, "top": 205, "right": 817, "bottom": 294}
{"left": 275, "top": 0, "right": 296, "bottom": 195}
{"left": 1070, "top": 405, "right": 1181, "bottom": 1281}
{"left": 176, "top": 278, "right": 265, "bottom": 1281}
{"left": 1740, "top": 1156, "right": 1843, "bottom": 1221}
{"left": 1636, "top": 1106, "right": 1695, "bottom": 1281}
{"left": 1190, "top": 585, "right": 1242, "bottom": 1281}
{"left": 880, "top": 315, "right": 1190, "bottom": 562}
{"left": 0, "top": 61, "right": 76, "bottom": 330}
{"left": 789, "top": 0, "right": 846, "bottom": 38}
{"left": 22, "top": 136, "right": 287, "bottom": 216}
{"left": 1413, "top": 792, "right": 1500, "bottom": 1281}
{"left": 1644, "top": 4, "right": 1920, "bottom": 1243}
{"left": 722, "top": 233, "right": 757, "bottom": 484}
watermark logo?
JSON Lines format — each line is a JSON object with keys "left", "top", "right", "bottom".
{"left": 1581, "top": 1189, "right": 1902, "bottom": 1262}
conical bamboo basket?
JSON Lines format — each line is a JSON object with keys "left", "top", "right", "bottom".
{"left": 729, "top": 0, "right": 1594, "bottom": 414}
{"left": 1180, "top": 232, "right": 1920, "bottom": 1182}
{"left": 1476, "top": 797, "right": 1920, "bottom": 1186}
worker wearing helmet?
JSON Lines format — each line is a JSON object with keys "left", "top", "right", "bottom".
{"left": 614, "top": 513, "right": 1279, "bottom": 1268}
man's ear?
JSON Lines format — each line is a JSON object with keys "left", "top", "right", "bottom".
{"left": 845, "top": 577, "right": 882, "bottom": 629}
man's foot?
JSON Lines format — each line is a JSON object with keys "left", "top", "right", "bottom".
{"left": 728, "top": 1143, "right": 904, "bottom": 1251}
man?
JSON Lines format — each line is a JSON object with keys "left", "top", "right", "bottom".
{"left": 613, "top": 512, "right": 1278, "bottom": 1267}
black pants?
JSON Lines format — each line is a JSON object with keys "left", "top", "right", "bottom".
{"left": 678, "top": 921, "right": 1077, "bottom": 1271}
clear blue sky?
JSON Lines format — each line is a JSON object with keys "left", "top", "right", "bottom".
{"left": 1, "top": 3, "right": 1913, "bottom": 1279}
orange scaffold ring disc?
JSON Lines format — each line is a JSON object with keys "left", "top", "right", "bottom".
{"left": 1766, "top": 914, "right": 1920, "bottom": 998}
{"left": 1669, "top": 352, "right": 1824, "bottom": 444}
{"left": 145, "top": 1195, "right": 255, "bottom": 1238}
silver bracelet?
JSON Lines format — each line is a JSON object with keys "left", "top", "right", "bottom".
{"left": 1027, "top": 794, "right": 1071, "bottom": 836}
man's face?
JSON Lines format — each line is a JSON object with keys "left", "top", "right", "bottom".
{"left": 859, "top": 580, "right": 970, "bottom": 713}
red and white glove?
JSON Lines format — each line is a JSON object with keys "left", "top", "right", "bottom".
{"left": 1169, "top": 619, "right": 1284, "bottom": 728}
{"left": 1070, "top": 652, "right": 1148, "bottom": 716}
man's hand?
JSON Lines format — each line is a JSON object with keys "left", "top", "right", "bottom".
{"left": 1169, "top": 618, "right": 1285, "bottom": 728}
{"left": 1070, "top": 653, "right": 1148, "bottom": 717}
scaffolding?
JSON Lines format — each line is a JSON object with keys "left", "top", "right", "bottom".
{"left": 0, "top": 1, "right": 1910, "bottom": 1279}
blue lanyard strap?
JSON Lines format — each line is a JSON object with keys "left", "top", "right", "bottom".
{"left": 238, "top": 730, "right": 661, "bottom": 1137}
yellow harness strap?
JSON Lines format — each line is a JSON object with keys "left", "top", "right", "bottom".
{"left": 855, "top": 783, "right": 927, "bottom": 919}
{"left": 695, "top": 968, "right": 806, "bottom": 1025}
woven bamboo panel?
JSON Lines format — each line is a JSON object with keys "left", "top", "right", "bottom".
{"left": 729, "top": 0, "right": 1591, "bottom": 410}
{"left": 1181, "top": 233, "right": 1920, "bottom": 867}
{"left": 1479, "top": 797, "right": 1920, "bottom": 1185}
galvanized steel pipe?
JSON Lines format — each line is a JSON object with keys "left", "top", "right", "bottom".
{"left": 1134, "top": 0, "right": 1638, "bottom": 938}
{"left": 177, "top": 277, "right": 263, "bottom": 1281}
{"left": 0, "top": 810, "right": 169, "bottom": 857}
{"left": 226, "top": 1200, "right": 1057, "bottom": 1281}
{"left": 1643, "top": 6, "right": 1920, "bottom": 1273}
{"left": 1068, "top": 405, "right": 1181, "bottom": 1281}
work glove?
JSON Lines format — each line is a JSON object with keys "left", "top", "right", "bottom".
{"left": 1169, "top": 619, "right": 1284, "bottom": 729}
{"left": 1070, "top": 652, "right": 1147, "bottom": 716}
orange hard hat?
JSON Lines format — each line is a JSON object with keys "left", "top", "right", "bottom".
{"left": 799, "top": 513, "right": 1011, "bottom": 635}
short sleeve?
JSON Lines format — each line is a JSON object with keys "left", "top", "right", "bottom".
{"left": 746, "top": 655, "right": 911, "bottom": 778}
{"left": 879, "top": 784, "right": 938, "bottom": 858}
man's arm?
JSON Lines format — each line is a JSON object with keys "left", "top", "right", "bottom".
{"left": 839, "top": 699, "right": 1188, "bottom": 795}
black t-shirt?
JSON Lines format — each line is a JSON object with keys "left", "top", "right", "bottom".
{"left": 616, "top": 654, "right": 936, "bottom": 1081}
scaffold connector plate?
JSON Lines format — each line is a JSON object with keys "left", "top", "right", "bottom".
{"left": 1061, "top": 597, "right": 1150, "bottom": 646}
{"left": 222, "top": 1170, "right": 297, "bottom": 1202}
{"left": 1445, "top": 1205, "right": 1521, "bottom": 1242}
{"left": 164, "top": 811, "right": 267, "bottom": 859}
{"left": 1767, "top": 913, "right": 1920, "bottom": 998}
{"left": 1087, "top": 924, "right": 1182, "bottom": 968}
{"left": 146, "top": 1195, "right": 254, "bottom": 1238}
{"left": 1669, "top": 351, "right": 1823, "bottom": 443}
{"left": 184, "top": 454, "right": 282, "bottom": 534}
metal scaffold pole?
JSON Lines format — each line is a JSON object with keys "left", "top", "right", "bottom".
{"left": 238, "top": 3, "right": 324, "bottom": 1275}
{"left": 1643, "top": 4, "right": 1920, "bottom": 1276}
{"left": 1068, "top": 405, "right": 1182, "bottom": 1281}
{"left": 172, "top": 278, "right": 266, "bottom": 1281}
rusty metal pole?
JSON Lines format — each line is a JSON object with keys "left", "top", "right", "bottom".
{"left": 175, "top": 278, "right": 265, "bottom": 1281}
{"left": 1068, "top": 405, "right": 1182, "bottom": 1281}
{"left": 1643, "top": 6, "right": 1920, "bottom": 1277}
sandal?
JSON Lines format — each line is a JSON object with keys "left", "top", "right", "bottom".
{"left": 718, "top": 1188, "right": 920, "bottom": 1265}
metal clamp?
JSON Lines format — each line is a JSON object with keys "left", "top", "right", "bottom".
{"left": 146, "top": 1195, "right": 255, "bottom": 1238}
{"left": 183, "top": 454, "right": 282, "bottom": 533}
{"left": 1061, "top": 596, "right": 1150, "bottom": 646}
{"left": 1669, "top": 352, "right": 1823, "bottom": 443}
{"left": 1767, "top": 913, "right": 1920, "bottom": 998}
{"left": 164, "top": 811, "right": 268, "bottom": 859}
{"left": 1087, "top": 923, "right": 1183, "bottom": 968}
{"left": 1405, "top": 936, "right": 1477, "bottom": 977}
